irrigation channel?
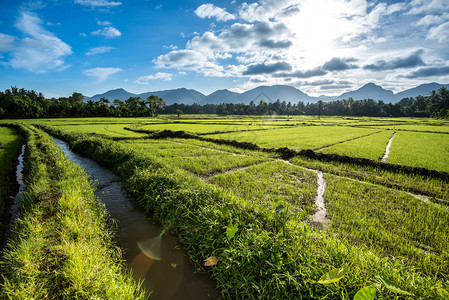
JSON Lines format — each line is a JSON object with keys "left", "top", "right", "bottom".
{"left": 51, "top": 137, "right": 219, "bottom": 299}
{"left": 3, "top": 145, "right": 26, "bottom": 247}
{"left": 381, "top": 132, "right": 395, "bottom": 162}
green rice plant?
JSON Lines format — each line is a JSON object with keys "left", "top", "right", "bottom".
{"left": 209, "top": 125, "right": 379, "bottom": 150}
{"left": 0, "top": 125, "right": 147, "bottom": 299}
{"left": 289, "top": 155, "right": 449, "bottom": 202}
{"left": 138, "top": 122, "right": 280, "bottom": 134}
{"left": 54, "top": 123, "right": 148, "bottom": 137}
{"left": 41, "top": 127, "right": 446, "bottom": 299}
{"left": 318, "top": 130, "right": 393, "bottom": 160}
{"left": 119, "top": 139, "right": 269, "bottom": 176}
{"left": 210, "top": 160, "right": 317, "bottom": 220}
{"left": 387, "top": 131, "right": 449, "bottom": 172}
{"left": 324, "top": 174, "right": 449, "bottom": 275}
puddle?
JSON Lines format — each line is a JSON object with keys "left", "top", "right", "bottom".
{"left": 3, "top": 145, "right": 26, "bottom": 245}
{"left": 381, "top": 133, "right": 395, "bottom": 162}
{"left": 310, "top": 170, "right": 329, "bottom": 229}
{"left": 52, "top": 137, "right": 219, "bottom": 299}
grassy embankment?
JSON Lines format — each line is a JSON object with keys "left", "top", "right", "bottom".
{"left": 0, "top": 125, "right": 147, "bottom": 299}
{"left": 0, "top": 126, "right": 22, "bottom": 247}
{"left": 43, "top": 124, "right": 448, "bottom": 299}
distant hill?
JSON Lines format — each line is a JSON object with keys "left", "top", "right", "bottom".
{"left": 86, "top": 88, "right": 205, "bottom": 105}
{"left": 232, "top": 85, "right": 314, "bottom": 104}
{"left": 87, "top": 88, "right": 136, "bottom": 102}
{"left": 139, "top": 88, "right": 206, "bottom": 105}
{"left": 335, "top": 83, "right": 394, "bottom": 102}
{"left": 201, "top": 89, "right": 239, "bottom": 104}
{"left": 393, "top": 83, "right": 449, "bottom": 101}
{"left": 85, "top": 82, "right": 449, "bottom": 105}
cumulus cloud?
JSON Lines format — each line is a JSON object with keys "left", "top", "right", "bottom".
{"left": 86, "top": 46, "right": 114, "bottom": 55}
{"left": 83, "top": 67, "right": 122, "bottom": 82}
{"left": 74, "top": 0, "right": 121, "bottom": 7}
{"left": 274, "top": 68, "right": 327, "bottom": 79}
{"left": 415, "top": 13, "right": 449, "bottom": 27}
{"left": 153, "top": 49, "right": 225, "bottom": 76}
{"left": 427, "top": 22, "right": 449, "bottom": 42}
{"left": 364, "top": 50, "right": 425, "bottom": 71}
{"left": 152, "top": 0, "right": 449, "bottom": 89}
{"left": 405, "top": 66, "right": 449, "bottom": 78}
{"left": 322, "top": 58, "right": 358, "bottom": 71}
{"left": 195, "top": 4, "right": 235, "bottom": 22}
{"left": 243, "top": 62, "right": 292, "bottom": 75}
{"left": 136, "top": 72, "right": 173, "bottom": 84}
{"left": 407, "top": 0, "right": 449, "bottom": 15}
{"left": 259, "top": 39, "right": 292, "bottom": 49}
{"left": 5, "top": 12, "right": 72, "bottom": 73}
{"left": 92, "top": 26, "right": 121, "bottom": 38}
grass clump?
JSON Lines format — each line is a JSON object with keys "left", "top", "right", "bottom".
{"left": 0, "top": 125, "right": 22, "bottom": 248}
{"left": 0, "top": 125, "right": 148, "bottom": 299}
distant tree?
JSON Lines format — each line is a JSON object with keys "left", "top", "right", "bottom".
{"left": 146, "top": 95, "right": 166, "bottom": 116}
{"left": 174, "top": 108, "right": 183, "bottom": 117}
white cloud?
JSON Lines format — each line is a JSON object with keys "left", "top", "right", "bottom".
{"left": 97, "top": 20, "right": 112, "bottom": 26}
{"left": 152, "top": 0, "right": 449, "bottom": 95}
{"left": 86, "top": 46, "right": 114, "bottom": 55}
{"left": 195, "top": 4, "right": 236, "bottom": 22}
{"left": 74, "top": 0, "right": 121, "bottom": 7}
{"left": 136, "top": 72, "right": 173, "bottom": 84}
{"left": 427, "top": 22, "right": 449, "bottom": 42}
{"left": 83, "top": 67, "right": 122, "bottom": 82}
{"left": 0, "top": 33, "right": 15, "bottom": 51}
{"left": 92, "top": 26, "right": 121, "bottom": 38}
{"left": 408, "top": 0, "right": 449, "bottom": 15}
{"left": 6, "top": 12, "right": 72, "bottom": 73}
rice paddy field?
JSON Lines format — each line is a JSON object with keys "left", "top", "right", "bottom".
{"left": 1, "top": 115, "right": 449, "bottom": 299}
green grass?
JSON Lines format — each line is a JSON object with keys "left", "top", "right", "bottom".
{"left": 0, "top": 126, "right": 22, "bottom": 246}
{"left": 318, "top": 130, "right": 393, "bottom": 160}
{"left": 387, "top": 131, "right": 449, "bottom": 172}
{"left": 0, "top": 125, "right": 147, "bottom": 299}
{"left": 209, "top": 160, "right": 318, "bottom": 220}
{"left": 40, "top": 125, "right": 447, "bottom": 299}
{"left": 54, "top": 123, "right": 148, "bottom": 137}
{"left": 209, "top": 125, "right": 379, "bottom": 150}
{"left": 289, "top": 155, "right": 449, "bottom": 201}
{"left": 325, "top": 174, "right": 449, "bottom": 275}
{"left": 119, "top": 138, "right": 270, "bottom": 176}
{"left": 137, "top": 123, "right": 281, "bottom": 134}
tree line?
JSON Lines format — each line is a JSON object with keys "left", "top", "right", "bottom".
{"left": 0, "top": 86, "right": 448, "bottom": 119}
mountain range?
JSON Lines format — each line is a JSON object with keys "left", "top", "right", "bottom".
{"left": 85, "top": 82, "right": 449, "bottom": 105}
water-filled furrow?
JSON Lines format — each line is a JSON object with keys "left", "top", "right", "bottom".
{"left": 4, "top": 145, "right": 26, "bottom": 242}
{"left": 279, "top": 159, "right": 329, "bottom": 229}
{"left": 51, "top": 137, "right": 218, "bottom": 299}
{"left": 310, "top": 170, "right": 329, "bottom": 229}
{"left": 381, "top": 132, "right": 395, "bottom": 162}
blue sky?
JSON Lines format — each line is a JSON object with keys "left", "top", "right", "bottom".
{"left": 0, "top": 0, "right": 449, "bottom": 98}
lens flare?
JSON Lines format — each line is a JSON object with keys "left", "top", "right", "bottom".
{"left": 137, "top": 233, "right": 163, "bottom": 261}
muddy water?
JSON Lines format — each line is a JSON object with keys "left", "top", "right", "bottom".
{"left": 52, "top": 137, "right": 219, "bottom": 300}
{"left": 310, "top": 170, "right": 329, "bottom": 229}
{"left": 4, "top": 145, "right": 26, "bottom": 242}
{"left": 381, "top": 132, "right": 395, "bottom": 162}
